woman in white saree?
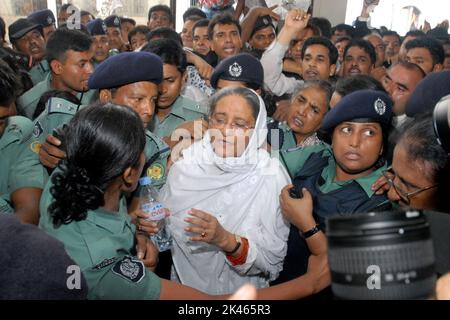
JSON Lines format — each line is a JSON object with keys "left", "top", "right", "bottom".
{"left": 160, "top": 87, "right": 291, "bottom": 294}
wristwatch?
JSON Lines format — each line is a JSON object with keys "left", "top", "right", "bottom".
{"left": 225, "top": 234, "right": 242, "bottom": 255}
{"left": 301, "top": 225, "right": 321, "bottom": 239}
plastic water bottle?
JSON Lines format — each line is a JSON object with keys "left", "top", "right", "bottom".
{"left": 139, "top": 177, "right": 172, "bottom": 252}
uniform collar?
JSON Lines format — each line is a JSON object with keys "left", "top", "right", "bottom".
{"left": 85, "top": 197, "right": 133, "bottom": 234}
{"left": 0, "top": 121, "right": 20, "bottom": 150}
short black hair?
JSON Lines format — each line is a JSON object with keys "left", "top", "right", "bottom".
{"left": 128, "top": 25, "right": 150, "bottom": 45}
{"left": 183, "top": 7, "right": 207, "bottom": 22}
{"left": 46, "top": 29, "right": 92, "bottom": 64}
{"left": 0, "top": 59, "right": 21, "bottom": 106}
{"left": 146, "top": 27, "right": 182, "bottom": 46}
{"left": 405, "top": 30, "right": 426, "bottom": 38}
{"left": 332, "top": 24, "right": 354, "bottom": 38}
{"left": 405, "top": 36, "right": 445, "bottom": 65}
{"left": 335, "top": 36, "right": 352, "bottom": 45}
{"left": 148, "top": 4, "right": 172, "bottom": 23}
{"left": 192, "top": 19, "right": 210, "bottom": 37}
{"left": 381, "top": 30, "right": 401, "bottom": 43}
{"left": 334, "top": 75, "right": 386, "bottom": 98}
{"left": 301, "top": 36, "right": 338, "bottom": 65}
{"left": 344, "top": 39, "right": 377, "bottom": 65}
{"left": 310, "top": 17, "right": 332, "bottom": 39}
{"left": 143, "top": 38, "right": 187, "bottom": 73}
{"left": 80, "top": 10, "right": 95, "bottom": 19}
{"left": 208, "top": 13, "right": 241, "bottom": 40}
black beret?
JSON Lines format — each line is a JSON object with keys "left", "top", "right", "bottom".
{"left": 88, "top": 52, "right": 163, "bottom": 89}
{"left": 250, "top": 15, "right": 275, "bottom": 38}
{"left": 28, "top": 9, "right": 56, "bottom": 27}
{"left": 321, "top": 90, "right": 393, "bottom": 133}
{"left": 0, "top": 215, "right": 87, "bottom": 299}
{"left": 210, "top": 53, "right": 264, "bottom": 89}
{"left": 104, "top": 15, "right": 121, "bottom": 28}
{"left": 87, "top": 18, "right": 107, "bottom": 36}
{"left": 8, "top": 18, "right": 43, "bottom": 43}
{"left": 406, "top": 70, "right": 450, "bottom": 118}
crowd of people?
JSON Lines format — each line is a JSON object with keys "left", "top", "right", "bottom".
{"left": 1, "top": 0, "right": 450, "bottom": 300}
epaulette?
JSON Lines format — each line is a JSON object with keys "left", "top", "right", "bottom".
{"left": 47, "top": 97, "right": 81, "bottom": 115}
{"left": 6, "top": 116, "right": 34, "bottom": 142}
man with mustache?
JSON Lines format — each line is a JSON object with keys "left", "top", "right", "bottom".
{"left": 342, "top": 39, "right": 376, "bottom": 77}
{"left": 16, "top": 29, "right": 98, "bottom": 119}
{"left": 86, "top": 19, "right": 111, "bottom": 67}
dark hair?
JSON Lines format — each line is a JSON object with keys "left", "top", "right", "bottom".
{"left": 334, "top": 75, "right": 386, "bottom": 98}
{"left": 192, "top": 19, "right": 210, "bottom": 38}
{"left": 335, "top": 36, "right": 352, "bottom": 45}
{"left": 0, "top": 59, "right": 21, "bottom": 106}
{"left": 183, "top": 7, "right": 207, "bottom": 22}
{"left": 310, "top": 17, "right": 332, "bottom": 39}
{"left": 405, "top": 30, "right": 426, "bottom": 38}
{"left": 143, "top": 38, "right": 187, "bottom": 73}
{"left": 208, "top": 13, "right": 241, "bottom": 40}
{"left": 209, "top": 87, "right": 260, "bottom": 120}
{"left": 396, "top": 115, "right": 450, "bottom": 213}
{"left": 405, "top": 37, "right": 445, "bottom": 65}
{"left": 332, "top": 24, "right": 354, "bottom": 38}
{"left": 80, "top": 10, "right": 95, "bottom": 19}
{"left": 427, "top": 28, "right": 449, "bottom": 43}
{"left": 382, "top": 31, "right": 401, "bottom": 43}
{"left": 49, "top": 103, "right": 146, "bottom": 227}
{"left": 33, "top": 90, "right": 81, "bottom": 120}
{"left": 301, "top": 36, "right": 339, "bottom": 65}
{"left": 0, "top": 17, "right": 5, "bottom": 44}
{"left": 291, "top": 80, "right": 333, "bottom": 110}
{"left": 46, "top": 29, "right": 92, "bottom": 64}
{"left": 57, "top": 23, "right": 90, "bottom": 35}
{"left": 146, "top": 27, "right": 182, "bottom": 46}
{"left": 148, "top": 4, "right": 172, "bottom": 23}
{"left": 344, "top": 39, "right": 377, "bottom": 65}
{"left": 391, "top": 61, "right": 426, "bottom": 78}
{"left": 128, "top": 25, "right": 150, "bottom": 45}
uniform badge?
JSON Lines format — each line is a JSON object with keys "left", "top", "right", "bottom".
{"left": 30, "top": 141, "right": 42, "bottom": 154}
{"left": 112, "top": 256, "right": 145, "bottom": 283}
{"left": 114, "top": 17, "right": 120, "bottom": 27}
{"left": 229, "top": 62, "right": 243, "bottom": 78}
{"left": 33, "top": 121, "right": 43, "bottom": 138}
{"left": 263, "top": 18, "right": 269, "bottom": 25}
{"left": 102, "top": 22, "right": 107, "bottom": 33}
{"left": 47, "top": 16, "right": 53, "bottom": 25}
{"left": 147, "top": 162, "right": 165, "bottom": 181}
{"left": 374, "top": 98, "right": 386, "bottom": 115}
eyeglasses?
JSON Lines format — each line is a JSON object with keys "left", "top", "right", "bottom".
{"left": 209, "top": 117, "right": 255, "bottom": 131}
{"left": 382, "top": 166, "right": 438, "bottom": 205}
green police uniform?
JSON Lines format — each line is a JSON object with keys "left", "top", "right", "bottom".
{"left": 279, "top": 143, "right": 387, "bottom": 194}
{"left": 39, "top": 180, "right": 161, "bottom": 300}
{"left": 29, "top": 60, "right": 50, "bottom": 85}
{"left": 267, "top": 118, "right": 298, "bottom": 152}
{"left": 16, "top": 73, "right": 99, "bottom": 119}
{"left": 30, "top": 97, "right": 170, "bottom": 188}
{"left": 149, "top": 95, "right": 208, "bottom": 139}
{"left": 0, "top": 116, "right": 47, "bottom": 212}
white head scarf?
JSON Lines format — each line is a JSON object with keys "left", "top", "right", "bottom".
{"left": 160, "top": 88, "right": 291, "bottom": 294}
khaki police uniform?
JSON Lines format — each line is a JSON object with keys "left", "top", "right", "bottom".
{"left": 39, "top": 182, "right": 161, "bottom": 299}
{"left": 0, "top": 116, "right": 47, "bottom": 213}
{"left": 16, "top": 73, "right": 98, "bottom": 119}
{"left": 149, "top": 95, "right": 208, "bottom": 139}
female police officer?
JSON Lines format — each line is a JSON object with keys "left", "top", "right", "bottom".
{"left": 39, "top": 103, "right": 211, "bottom": 299}
{"left": 271, "top": 90, "right": 394, "bottom": 294}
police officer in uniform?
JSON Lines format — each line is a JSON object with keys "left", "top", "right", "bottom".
{"left": 144, "top": 39, "right": 208, "bottom": 146}
{"left": 27, "top": 9, "right": 56, "bottom": 85}
{"left": 104, "top": 15, "right": 128, "bottom": 53}
{"left": 0, "top": 60, "right": 46, "bottom": 224}
{"left": 16, "top": 28, "right": 98, "bottom": 119}
{"left": 32, "top": 52, "right": 170, "bottom": 190}
{"left": 273, "top": 90, "right": 394, "bottom": 291}
{"left": 86, "top": 18, "right": 111, "bottom": 68}
{"left": 39, "top": 103, "right": 211, "bottom": 300}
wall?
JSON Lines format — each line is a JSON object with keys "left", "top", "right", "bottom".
{"left": 313, "top": 0, "right": 348, "bottom": 27}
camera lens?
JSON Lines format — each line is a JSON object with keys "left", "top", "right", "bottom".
{"left": 326, "top": 210, "right": 436, "bottom": 300}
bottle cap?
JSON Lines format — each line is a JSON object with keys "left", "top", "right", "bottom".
{"left": 139, "top": 177, "right": 152, "bottom": 186}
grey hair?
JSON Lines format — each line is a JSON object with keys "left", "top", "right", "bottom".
{"left": 209, "top": 87, "right": 260, "bottom": 120}
{"left": 290, "top": 80, "right": 333, "bottom": 110}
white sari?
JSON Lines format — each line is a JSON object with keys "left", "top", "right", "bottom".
{"left": 160, "top": 93, "right": 291, "bottom": 294}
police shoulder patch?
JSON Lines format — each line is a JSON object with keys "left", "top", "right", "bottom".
{"left": 33, "top": 121, "right": 43, "bottom": 138}
{"left": 112, "top": 256, "right": 145, "bottom": 283}
{"left": 147, "top": 162, "right": 165, "bottom": 182}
